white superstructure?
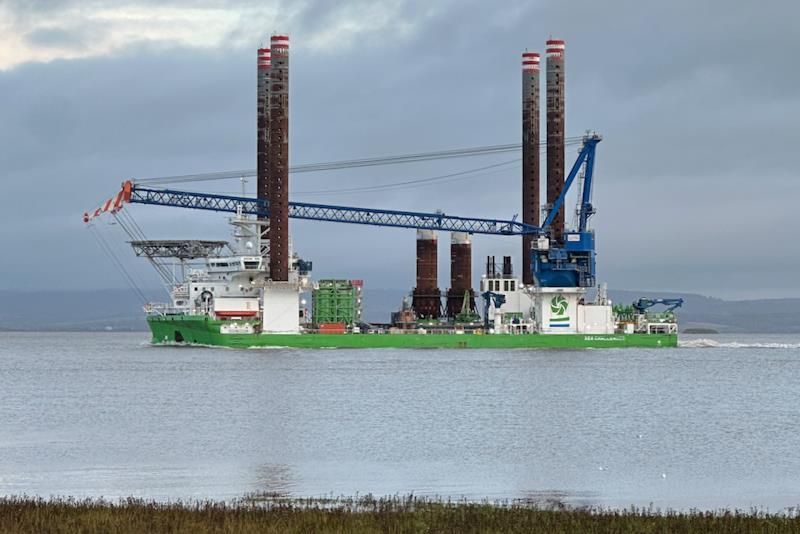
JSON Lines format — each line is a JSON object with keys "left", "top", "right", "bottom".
{"left": 480, "top": 267, "right": 615, "bottom": 335}
{"left": 143, "top": 210, "right": 307, "bottom": 334}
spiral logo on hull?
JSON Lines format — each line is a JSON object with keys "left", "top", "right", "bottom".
{"left": 549, "top": 295, "right": 570, "bottom": 327}
{"left": 550, "top": 295, "right": 568, "bottom": 315}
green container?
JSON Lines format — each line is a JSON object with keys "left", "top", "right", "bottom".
{"left": 312, "top": 279, "right": 359, "bottom": 326}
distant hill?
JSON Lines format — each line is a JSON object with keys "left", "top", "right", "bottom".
{"left": 0, "top": 289, "right": 161, "bottom": 332}
{"left": 0, "top": 288, "right": 798, "bottom": 333}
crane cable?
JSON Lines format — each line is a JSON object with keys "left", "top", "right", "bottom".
{"left": 294, "top": 139, "right": 583, "bottom": 195}
{"left": 158, "top": 138, "right": 581, "bottom": 198}
{"left": 190, "top": 160, "right": 522, "bottom": 198}
{"left": 113, "top": 211, "right": 175, "bottom": 290}
{"left": 133, "top": 137, "right": 585, "bottom": 186}
{"left": 291, "top": 158, "right": 520, "bottom": 197}
{"left": 87, "top": 223, "right": 148, "bottom": 305}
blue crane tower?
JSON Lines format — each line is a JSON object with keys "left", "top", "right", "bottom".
{"left": 529, "top": 133, "right": 601, "bottom": 288}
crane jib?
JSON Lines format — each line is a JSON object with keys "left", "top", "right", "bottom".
{"left": 124, "top": 185, "right": 539, "bottom": 236}
{"left": 83, "top": 135, "right": 600, "bottom": 237}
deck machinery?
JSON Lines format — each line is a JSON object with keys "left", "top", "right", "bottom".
{"left": 82, "top": 36, "right": 681, "bottom": 349}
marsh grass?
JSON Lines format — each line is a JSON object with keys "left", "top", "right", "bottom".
{"left": 1, "top": 494, "right": 798, "bottom": 533}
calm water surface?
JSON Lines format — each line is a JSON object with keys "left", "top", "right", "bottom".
{"left": 1, "top": 332, "right": 799, "bottom": 511}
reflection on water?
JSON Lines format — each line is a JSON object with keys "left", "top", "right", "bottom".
{"left": 0, "top": 332, "right": 799, "bottom": 511}
{"left": 254, "top": 464, "right": 296, "bottom": 497}
{"left": 516, "top": 490, "right": 599, "bottom": 510}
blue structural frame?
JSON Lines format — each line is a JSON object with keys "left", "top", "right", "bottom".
{"left": 129, "top": 186, "right": 538, "bottom": 236}
{"left": 632, "top": 298, "right": 684, "bottom": 314}
{"left": 531, "top": 134, "right": 601, "bottom": 288}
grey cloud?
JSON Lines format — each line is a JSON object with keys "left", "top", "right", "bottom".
{"left": 24, "top": 26, "right": 95, "bottom": 48}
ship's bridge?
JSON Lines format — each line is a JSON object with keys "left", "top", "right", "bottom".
{"left": 207, "top": 256, "right": 264, "bottom": 273}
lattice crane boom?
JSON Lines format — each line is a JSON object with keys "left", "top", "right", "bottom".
{"left": 84, "top": 181, "right": 538, "bottom": 236}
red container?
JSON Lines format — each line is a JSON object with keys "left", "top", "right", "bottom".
{"left": 318, "top": 322, "right": 346, "bottom": 334}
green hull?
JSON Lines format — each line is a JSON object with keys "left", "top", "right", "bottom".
{"left": 147, "top": 315, "right": 677, "bottom": 349}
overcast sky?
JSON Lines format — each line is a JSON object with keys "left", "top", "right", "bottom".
{"left": 1, "top": 0, "right": 797, "bottom": 300}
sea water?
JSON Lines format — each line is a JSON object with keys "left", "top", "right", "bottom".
{"left": 0, "top": 332, "right": 798, "bottom": 511}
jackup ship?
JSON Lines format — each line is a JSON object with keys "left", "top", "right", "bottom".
{"left": 83, "top": 36, "right": 682, "bottom": 348}
{"left": 134, "top": 205, "right": 680, "bottom": 349}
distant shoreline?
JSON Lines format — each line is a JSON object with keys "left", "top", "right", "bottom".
{"left": 682, "top": 327, "right": 720, "bottom": 334}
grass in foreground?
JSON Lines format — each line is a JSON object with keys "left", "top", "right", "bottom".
{"left": 0, "top": 495, "right": 798, "bottom": 533}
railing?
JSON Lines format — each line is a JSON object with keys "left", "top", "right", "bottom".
{"left": 143, "top": 303, "right": 193, "bottom": 316}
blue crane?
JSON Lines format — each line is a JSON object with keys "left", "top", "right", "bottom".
{"left": 83, "top": 134, "right": 603, "bottom": 287}
{"left": 632, "top": 298, "right": 684, "bottom": 314}
{"left": 530, "top": 133, "right": 601, "bottom": 288}
{"left": 85, "top": 181, "right": 538, "bottom": 236}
